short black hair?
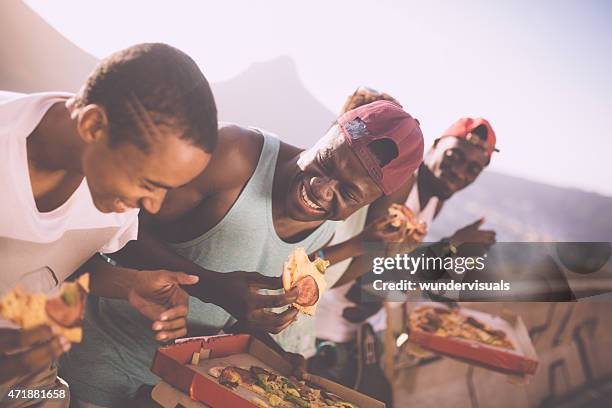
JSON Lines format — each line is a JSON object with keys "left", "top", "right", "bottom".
{"left": 74, "top": 43, "right": 218, "bottom": 153}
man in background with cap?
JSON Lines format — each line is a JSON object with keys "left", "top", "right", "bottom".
{"left": 59, "top": 100, "right": 425, "bottom": 406}
{"left": 312, "top": 88, "right": 499, "bottom": 400}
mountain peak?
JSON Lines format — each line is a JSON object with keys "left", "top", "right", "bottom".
{"left": 250, "top": 55, "right": 297, "bottom": 72}
{"left": 212, "top": 55, "right": 335, "bottom": 148}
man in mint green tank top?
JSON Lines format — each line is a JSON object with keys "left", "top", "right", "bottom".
{"left": 60, "top": 101, "right": 425, "bottom": 407}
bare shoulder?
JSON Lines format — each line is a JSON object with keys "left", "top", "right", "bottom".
{"left": 152, "top": 124, "right": 264, "bottom": 224}
{"left": 191, "top": 123, "right": 265, "bottom": 194}
{"left": 277, "top": 137, "right": 303, "bottom": 164}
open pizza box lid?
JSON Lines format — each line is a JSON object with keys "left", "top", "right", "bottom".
{"left": 151, "top": 334, "right": 385, "bottom": 408}
{"left": 404, "top": 302, "right": 539, "bottom": 379}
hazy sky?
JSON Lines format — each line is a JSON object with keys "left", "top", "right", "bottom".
{"left": 26, "top": 0, "right": 612, "bottom": 196}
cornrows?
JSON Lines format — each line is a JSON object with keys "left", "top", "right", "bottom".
{"left": 71, "top": 43, "right": 218, "bottom": 152}
{"left": 125, "top": 91, "right": 163, "bottom": 148}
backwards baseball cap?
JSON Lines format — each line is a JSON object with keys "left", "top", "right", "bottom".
{"left": 440, "top": 117, "right": 498, "bottom": 155}
{"left": 337, "top": 100, "right": 424, "bottom": 195}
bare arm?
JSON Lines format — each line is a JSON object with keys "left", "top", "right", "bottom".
{"left": 332, "top": 175, "right": 415, "bottom": 287}
{"left": 82, "top": 252, "right": 199, "bottom": 341}
{"left": 82, "top": 254, "right": 140, "bottom": 299}
{"left": 111, "top": 219, "right": 300, "bottom": 334}
{"left": 309, "top": 235, "right": 362, "bottom": 266}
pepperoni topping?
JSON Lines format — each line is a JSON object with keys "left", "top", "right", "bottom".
{"left": 294, "top": 276, "right": 319, "bottom": 307}
{"left": 45, "top": 286, "right": 85, "bottom": 328}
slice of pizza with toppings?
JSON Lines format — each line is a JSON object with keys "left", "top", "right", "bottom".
{"left": 282, "top": 248, "right": 329, "bottom": 315}
{"left": 388, "top": 203, "right": 427, "bottom": 241}
{"left": 0, "top": 274, "right": 89, "bottom": 342}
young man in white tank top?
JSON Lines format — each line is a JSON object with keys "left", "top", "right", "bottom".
{"left": 0, "top": 44, "right": 218, "bottom": 407}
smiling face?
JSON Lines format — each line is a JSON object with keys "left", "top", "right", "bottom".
{"left": 81, "top": 134, "right": 210, "bottom": 214}
{"left": 424, "top": 136, "right": 490, "bottom": 195}
{"left": 287, "top": 125, "right": 384, "bottom": 222}
{"left": 70, "top": 43, "right": 218, "bottom": 215}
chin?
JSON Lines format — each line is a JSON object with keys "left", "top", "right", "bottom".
{"left": 92, "top": 200, "right": 112, "bottom": 213}
{"left": 286, "top": 198, "right": 319, "bottom": 222}
{"left": 91, "top": 195, "right": 117, "bottom": 213}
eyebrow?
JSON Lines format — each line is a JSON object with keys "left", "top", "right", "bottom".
{"left": 144, "top": 178, "right": 188, "bottom": 190}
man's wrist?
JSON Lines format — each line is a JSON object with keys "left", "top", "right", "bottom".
{"left": 348, "top": 235, "right": 366, "bottom": 257}
{"left": 88, "top": 259, "right": 142, "bottom": 299}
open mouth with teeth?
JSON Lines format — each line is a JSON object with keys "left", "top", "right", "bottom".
{"left": 299, "top": 179, "right": 326, "bottom": 214}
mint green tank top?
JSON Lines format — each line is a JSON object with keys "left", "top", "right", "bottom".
{"left": 59, "top": 130, "right": 337, "bottom": 407}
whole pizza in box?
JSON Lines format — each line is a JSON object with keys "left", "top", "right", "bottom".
{"left": 151, "top": 335, "right": 385, "bottom": 408}
{"left": 406, "top": 304, "right": 538, "bottom": 374}
{"left": 212, "top": 365, "right": 359, "bottom": 408}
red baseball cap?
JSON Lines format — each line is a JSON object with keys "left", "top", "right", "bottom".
{"left": 337, "top": 100, "right": 424, "bottom": 195}
{"left": 440, "top": 117, "right": 498, "bottom": 155}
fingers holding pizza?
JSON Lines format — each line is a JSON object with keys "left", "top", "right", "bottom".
{"left": 207, "top": 271, "right": 301, "bottom": 334}
{"left": 387, "top": 203, "right": 428, "bottom": 243}
{"left": 0, "top": 274, "right": 89, "bottom": 343}
{"left": 0, "top": 325, "right": 68, "bottom": 384}
{"left": 0, "top": 275, "right": 88, "bottom": 384}
{"left": 281, "top": 248, "right": 329, "bottom": 316}
{"left": 209, "top": 248, "right": 331, "bottom": 335}
{"left": 355, "top": 204, "right": 427, "bottom": 254}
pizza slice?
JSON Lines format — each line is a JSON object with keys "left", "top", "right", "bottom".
{"left": 282, "top": 248, "right": 329, "bottom": 315}
{"left": 388, "top": 203, "right": 427, "bottom": 241}
{"left": 0, "top": 274, "right": 89, "bottom": 342}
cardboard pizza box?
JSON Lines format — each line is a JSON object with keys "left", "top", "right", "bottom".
{"left": 152, "top": 381, "right": 211, "bottom": 408}
{"left": 151, "top": 334, "right": 386, "bottom": 408}
{"left": 405, "top": 302, "right": 539, "bottom": 376}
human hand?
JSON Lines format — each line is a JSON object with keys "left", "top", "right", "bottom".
{"left": 203, "top": 271, "right": 300, "bottom": 334}
{"left": 0, "top": 325, "right": 70, "bottom": 383}
{"left": 450, "top": 217, "right": 496, "bottom": 247}
{"left": 128, "top": 270, "right": 199, "bottom": 342}
{"left": 358, "top": 212, "right": 428, "bottom": 254}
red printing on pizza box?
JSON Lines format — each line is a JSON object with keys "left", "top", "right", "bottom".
{"left": 151, "top": 334, "right": 385, "bottom": 408}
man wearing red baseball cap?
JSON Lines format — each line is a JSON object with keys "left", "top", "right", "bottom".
{"left": 312, "top": 92, "right": 500, "bottom": 405}
{"left": 60, "top": 100, "right": 425, "bottom": 406}
{"left": 440, "top": 117, "right": 498, "bottom": 155}
{"left": 336, "top": 100, "right": 424, "bottom": 195}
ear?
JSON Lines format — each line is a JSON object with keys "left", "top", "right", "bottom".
{"left": 76, "top": 104, "right": 109, "bottom": 145}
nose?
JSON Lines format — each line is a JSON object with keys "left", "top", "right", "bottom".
{"left": 140, "top": 189, "right": 167, "bottom": 214}
{"left": 310, "top": 176, "right": 338, "bottom": 203}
